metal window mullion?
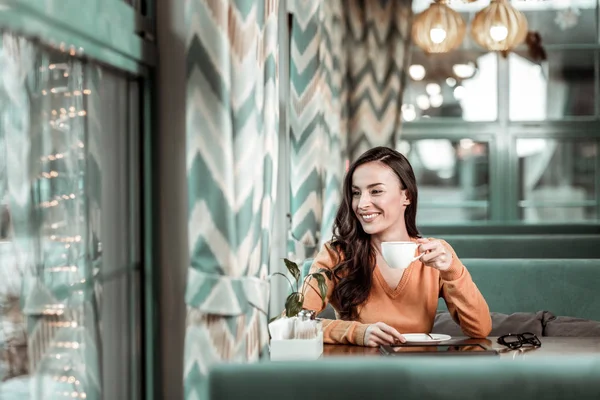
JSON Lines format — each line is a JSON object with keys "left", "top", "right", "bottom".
{"left": 491, "top": 52, "right": 512, "bottom": 222}
{"left": 519, "top": 200, "right": 597, "bottom": 207}
{"left": 403, "top": 121, "right": 501, "bottom": 133}
{"left": 126, "top": 77, "right": 138, "bottom": 400}
{"left": 141, "top": 75, "right": 158, "bottom": 400}
{"left": 508, "top": 123, "right": 600, "bottom": 137}
{"left": 594, "top": 50, "right": 600, "bottom": 120}
{"left": 401, "top": 131, "right": 497, "bottom": 141}
{"left": 597, "top": 0, "right": 600, "bottom": 46}
{"left": 596, "top": 138, "right": 600, "bottom": 220}
{"left": 419, "top": 201, "right": 488, "bottom": 208}
{"left": 565, "top": 141, "right": 574, "bottom": 189}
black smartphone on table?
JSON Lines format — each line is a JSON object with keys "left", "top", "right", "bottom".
{"left": 380, "top": 343, "right": 499, "bottom": 357}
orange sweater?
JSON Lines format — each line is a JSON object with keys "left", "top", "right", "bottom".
{"left": 301, "top": 238, "right": 492, "bottom": 345}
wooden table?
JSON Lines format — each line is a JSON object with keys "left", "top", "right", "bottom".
{"left": 323, "top": 337, "right": 600, "bottom": 359}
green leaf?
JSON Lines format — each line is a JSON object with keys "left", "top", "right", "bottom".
{"left": 316, "top": 267, "right": 333, "bottom": 280}
{"left": 310, "top": 273, "right": 328, "bottom": 307}
{"left": 284, "top": 292, "right": 303, "bottom": 317}
{"left": 270, "top": 272, "right": 294, "bottom": 293}
{"left": 283, "top": 258, "right": 301, "bottom": 284}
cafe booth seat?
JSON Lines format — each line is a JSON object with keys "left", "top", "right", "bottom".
{"left": 440, "top": 234, "right": 600, "bottom": 258}
{"left": 438, "top": 258, "right": 600, "bottom": 322}
{"left": 302, "top": 258, "right": 600, "bottom": 325}
{"left": 419, "top": 223, "right": 600, "bottom": 236}
{"left": 206, "top": 356, "right": 600, "bottom": 400}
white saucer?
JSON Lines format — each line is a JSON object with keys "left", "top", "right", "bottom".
{"left": 402, "top": 333, "right": 451, "bottom": 344}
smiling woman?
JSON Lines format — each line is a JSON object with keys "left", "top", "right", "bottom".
{"left": 351, "top": 157, "right": 417, "bottom": 240}
{"left": 301, "top": 146, "right": 492, "bottom": 347}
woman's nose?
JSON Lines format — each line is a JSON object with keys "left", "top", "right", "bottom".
{"left": 357, "top": 193, "right": 371, "bottom": 209}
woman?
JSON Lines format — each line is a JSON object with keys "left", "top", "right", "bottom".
{"left": 302, "top": 146, "right": 492, "bottom": 347}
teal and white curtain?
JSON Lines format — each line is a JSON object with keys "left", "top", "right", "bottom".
{"left": 184, "top": 0, "right": 279, "bottom": 396}
{"left": 346, "top": 0, "right": 413, "bottom": 160}
{"left": 288, "top": 0, "right": 348, "bottom": 260}
{"left": 288, "top": 0, "right": 413, "bottom": 259}
{"left": 0, "top": 34, "right": 100, "bottom": 399}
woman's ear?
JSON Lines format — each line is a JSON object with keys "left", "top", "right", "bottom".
{"left": 402, "top": 190, "right": 411, "bottom": 206}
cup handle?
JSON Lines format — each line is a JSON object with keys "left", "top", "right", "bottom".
{"left": 412, "top": 253, "right": 424, "bottom": 262}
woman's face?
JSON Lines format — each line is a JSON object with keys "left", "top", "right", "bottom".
{"left": 351, "top": 161, "right": 410, "bottom": 238}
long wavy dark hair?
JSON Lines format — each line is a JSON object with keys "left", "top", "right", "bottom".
{"left": 330, "top": 146, "right": 420, "bottom": 320}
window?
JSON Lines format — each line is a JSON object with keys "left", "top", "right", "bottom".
{"left": 405, "top": 0, "right": 600, "bottom": 224}
{"left": 404, "top": 51, "right": 498, "bottom": 122}
{"left": 509, "top": 50, "right": 595, "bottom": 120}
{"left": 519, "top": 0, "right": 597, "bottom": 45}
{"left": 517, "top": 138, "right": 597, "bottom": 221}
{"left": 0, "top": 2, "right": 154, "bottom": 399}
{"left": 399, "top": 139, "right": 489, "bottom": 223}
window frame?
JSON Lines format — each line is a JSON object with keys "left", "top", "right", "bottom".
{"left": 0, "top": 1, "right": 158, "bottom": 400}
{"left": 404, "top": 37, "right": 600, "bottom": 224}
{"left": 0, "top": 0, "right": 155, "bottom": 74}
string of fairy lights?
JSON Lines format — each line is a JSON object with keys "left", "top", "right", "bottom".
{"left": 34, "top": 54, "right": 93, "bottom": 400}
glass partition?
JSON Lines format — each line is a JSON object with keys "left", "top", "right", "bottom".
{"left": 398, "top": 139, "right": 490, "bottom": 223}
{"left": 0, "top": 33, "right": 142, "bottom": 400}
{"left": 509, "top": 50, "right": 595, "bottom": 121}
{"left": 404, "top": 51, "right": 498, "bottom": 121}
{"left": 517, "top": 138, "right": 597, "bottom": 222}
{"left": 517, "top": 0, "right": 597, "bottom": 45}
{"left": 406, "top": 0, "right": 600, "bottom": 222}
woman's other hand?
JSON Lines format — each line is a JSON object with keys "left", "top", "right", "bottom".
{"left": 417, "top": 238, "right": 453, "bottom": 271}
{"left": 364, "top": 322, "right": 406, "bottom": 347}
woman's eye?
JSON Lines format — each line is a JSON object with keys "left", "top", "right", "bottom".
{"left": 352, "top": 192, "right": 360, "bottom": 197}
{"left": 371, "top": 190, "right": 382, "bottom": 194}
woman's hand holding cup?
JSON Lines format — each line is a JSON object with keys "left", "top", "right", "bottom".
{"left": 417, "top": 238, "right": 452, "bottom": 271}
{"left": 364, "top": 322, "right": 406, "bottom": 347}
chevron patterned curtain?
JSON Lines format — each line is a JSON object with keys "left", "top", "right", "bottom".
{"left": 184, "top": 0, "right": 279, "bottom": 395}
{"left": 288, "top": 0, "right": 348, "bottom": 260}
{"left": 346, "top": 0, "right": 413, "bottom": 160}
{"left": 288, "top": 0, "right": 412, "bottom": 259}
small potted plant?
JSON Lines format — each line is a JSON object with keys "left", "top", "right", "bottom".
{"left": 270, "top": 258, "right": 332, "bottom": 320}
{"left": 268, "top": 259, "right": 332, "bottom": 360}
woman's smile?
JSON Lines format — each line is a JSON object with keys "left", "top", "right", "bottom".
{"left": 360, "top": 212, "right": 381, "bottom": 223}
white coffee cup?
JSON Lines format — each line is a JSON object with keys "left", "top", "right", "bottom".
{"left": 381, "top": 241, "right": 423, "bottom": 270}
